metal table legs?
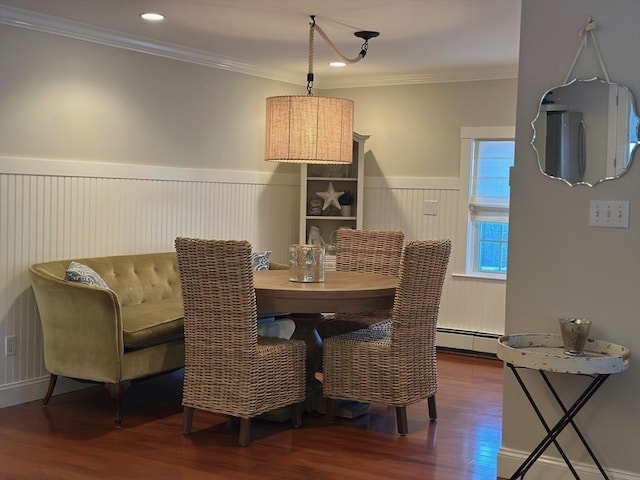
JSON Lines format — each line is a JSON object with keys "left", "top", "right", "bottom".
{"left": 507, "top": 364, "right": 611, "bottom": 479}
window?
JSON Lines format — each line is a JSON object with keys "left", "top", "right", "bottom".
{"left": 630, "top": 111, "right": 639, "bottom": 159}
{"left": 458, "top": 127, "right": 515, "bottom": 279}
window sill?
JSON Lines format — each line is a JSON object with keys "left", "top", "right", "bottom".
{"left": 451, "top": 272, "right": 506, "bottom": 282}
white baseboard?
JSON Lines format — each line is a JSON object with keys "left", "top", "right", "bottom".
{"left": 0, "top": 375, "right": 93, "bottom": 409}
{"left": 498, "top": 447, "right": 640, "bottom": 480}
{"left": 436, "top": 328, "right": 499, "bottom": 355}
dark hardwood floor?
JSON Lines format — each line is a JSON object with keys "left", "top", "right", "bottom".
{"left": 0, "top": 352, "right": 505, "bottom": 480}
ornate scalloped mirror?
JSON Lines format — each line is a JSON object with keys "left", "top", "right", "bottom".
{"left": 531, "top": 77, "right": 639, "bottom": 187}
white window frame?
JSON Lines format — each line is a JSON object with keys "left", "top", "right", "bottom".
{"left": 454, "top": 126, "right": 515, "bottom": 280}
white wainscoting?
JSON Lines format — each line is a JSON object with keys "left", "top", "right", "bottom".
{"left": 363, "top": 176, "right": 506, "bottom": 349}
{"left": 0, "top": 157, "right": 506, "bottom": 407}
{"left": 0, "top": 157, "right": 300, "bottom": 406}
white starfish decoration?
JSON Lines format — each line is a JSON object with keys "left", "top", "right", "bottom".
{"left": 316, "top": 181, "right": 344, "bottom": 210}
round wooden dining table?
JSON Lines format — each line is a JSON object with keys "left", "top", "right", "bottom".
{"left": 254, "top": 270, "right": 397, "bottom": 314}
{"left": 254, "top": 269, "right": 397, "bottom": 413}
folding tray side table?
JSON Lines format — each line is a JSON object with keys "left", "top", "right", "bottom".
{"left": 497, "top": 333, "right": 630, "bottom": 480}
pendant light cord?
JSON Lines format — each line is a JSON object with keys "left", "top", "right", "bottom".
{"left": 307, "top": 16, "right": 315, "bottom": 95}
{"left": 306, "top": 15, "right": 378, "bottom": 95}
{"left": 313, "top": 23, "right": 370, "bottom": 64}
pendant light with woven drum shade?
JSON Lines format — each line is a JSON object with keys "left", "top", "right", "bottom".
{"left": 265, "top": 16, "right": 378, "bottom": 165}
{"left": 265, "top": 95, "right": 353, "bottom": 164}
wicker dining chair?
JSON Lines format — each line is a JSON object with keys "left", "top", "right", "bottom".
{"left": 175, "top": 237, "right": 306, "bottom": 446}
{"left": 322, "top": 239, "right": 451, "bottom": 435}
{"left": 317, "top": 229, "right": 404, "bottom": 339}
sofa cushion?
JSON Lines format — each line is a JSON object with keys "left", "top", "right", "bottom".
{"left": 64, "top": 261, "right": 109, "bottom": 288}
{"left": 91, "top": 253, "right": 182, "bottom": 307}
{"left": 121, "top": 298, "right": 184, "bottom": 349}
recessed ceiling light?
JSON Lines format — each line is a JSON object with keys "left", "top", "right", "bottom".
{"left": 330, "top": 61, "right": 346, "bottom": 68}
{"left": 140, "top": 12, "right": 164, "bottom": 21}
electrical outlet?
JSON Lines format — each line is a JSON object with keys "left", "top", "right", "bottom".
{"left": 5, "top": 335, "right": 16, "bottom": 356}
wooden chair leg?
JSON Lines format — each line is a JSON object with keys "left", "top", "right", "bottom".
{"left": 42, "top": 374, "right": 58, "bottom": 406}
{"left": 104, "top": 381, "right": 130, "bottom": 427}
{"left": 183, "top": 407, "right": 194, "bottom": 435}
{"left": 428, "top": 395, "right": 437, "bottom": 421}
{"left": 395, "top": 406, "right": 408, "bottom": 436}
{"left": 239, "top": 418, "right": 251, "bottom": 447}
{"left": 326, "top": 398, "right": 336, "bottom": 424}
{"left": 292, "top": 402, "right": 303, "bottom": 428}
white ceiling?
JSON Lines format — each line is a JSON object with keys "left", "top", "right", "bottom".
{"left": 0, "top": 0, "right": 521, "bottom": 88}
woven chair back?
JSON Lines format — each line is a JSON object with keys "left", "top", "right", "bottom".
{"left": 391, "top": 239, "right": 451, "bottom": 350}
{"left": 175, "top": 237, "right": 258, "bottom": 375}
{"left": 335, "top": 229, "right": 404, "bottom": 275}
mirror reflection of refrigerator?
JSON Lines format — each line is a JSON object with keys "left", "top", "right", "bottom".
{"left": 545, "top": 111, "right": 586, "bottom": 183}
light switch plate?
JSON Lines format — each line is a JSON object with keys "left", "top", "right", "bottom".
{"left": 423, "top": 200, "right": 439, "bottom": 216}
{"left": 589, "top": 200, "right": 629, "bottom": 228}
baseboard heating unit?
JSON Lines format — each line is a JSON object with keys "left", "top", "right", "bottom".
{"left": 436, "top": 328, "right": 500, "bottom": 355}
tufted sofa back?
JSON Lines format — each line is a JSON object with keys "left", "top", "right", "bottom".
{"left": 31, "top": 252, "right": 182, "bottom": 307}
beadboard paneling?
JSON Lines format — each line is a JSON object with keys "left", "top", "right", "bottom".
{"left": 363, "top": 181, "right": 506, "bottom": 335}
{"left": 0, "top": 161, "right": 299, "bottom": 399}
{"left": 1, "top": 159, "right": 506, "bottom": 407}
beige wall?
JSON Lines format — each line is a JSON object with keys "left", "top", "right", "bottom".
{"left": 1, "top": 25, "right": 517, "bottom": 180}
{"left": 0, "top": 26, "right": 299, "bottom": 174}
{"left": 500, "top": 0, "right": 640, "bottom": 478}
{"left": 328, "top": 80, "right": 517, "bottom": 178}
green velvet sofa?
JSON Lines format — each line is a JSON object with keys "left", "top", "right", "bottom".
{"left": 29, "top": 252, "right": 186, "bottom": 426}
{"left": 29, "top": 251, "right": 290, "bottom": 427}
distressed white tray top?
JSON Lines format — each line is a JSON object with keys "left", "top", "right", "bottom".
{"left": 497, "top": 333, "right": 630, "bottom": 375}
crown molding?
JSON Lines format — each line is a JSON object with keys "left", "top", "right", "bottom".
{"left": 319, "top": 65, "right": 518, "bottom": 89}
{"left": 0, "top": 5, "right": 302, "bottom": 85}
{"left": 0, "top": 5, "right": 517, "bottom": 88}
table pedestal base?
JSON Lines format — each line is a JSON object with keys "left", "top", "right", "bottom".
{"left": 288, "top": 313, "right": 324, "bottom": 413}
{"left": 332, "top": 400, "right": 371, "bottom": 418}
{"left": 288, "top": 313, "right": 371, "bottom": 419}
